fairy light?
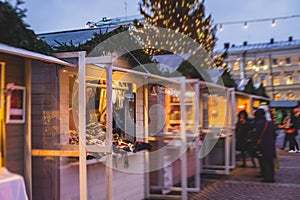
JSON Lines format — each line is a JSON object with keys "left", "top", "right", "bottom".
{"left": 272, "top": 19, "right": 276, "bottom": 27}
{"left": 216, "top": 14, "right": 300, "bottom": 31}
{"left": 244, "top": 22, "right": 248, "bottom": 29}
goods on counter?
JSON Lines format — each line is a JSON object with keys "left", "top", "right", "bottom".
{"left": 69, "top": 122, "right": 151, "bottom": 155}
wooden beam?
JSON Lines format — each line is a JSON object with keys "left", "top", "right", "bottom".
{"left": 32, "top": 149, "right": 79, "bottom": 157}
{"left": 86, "top": 145, "right": 112, "bottom": 153}
{"left": 53, "top": 52, "right": 86, "bottom": 59}
{"left": 24, "top": 59, "right": 32, "bottom": 200}
{"left": 86, "top": 56, "right": 113, "bottom": 64}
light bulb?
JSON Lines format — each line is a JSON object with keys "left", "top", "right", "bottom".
{"left": 272, "top": 19, "right": 276, "bottom": 27}
{"left": 219, "top": 24, "right": 223, "bottom": 31}
{"left": 244, "top": 22, "right": 248, "bottom": 29}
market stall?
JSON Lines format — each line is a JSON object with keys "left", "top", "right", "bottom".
{"left": 31, "top": 52, "right": 187, "bottom": 200}
{"left": 198, "top": 82, "right": 235, "bottom": 174}
{"left": 147, "top": 79, "right": 201, "bottom": 200}
{"left": 0, "top": 43, "right": 74, "bottom": 200}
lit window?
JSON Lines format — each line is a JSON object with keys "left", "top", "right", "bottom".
{"left": 285, "top": 57, "right": 291, "bottom": 65}
{"left": 273, "top": 75, "right": 279, "bottom": 85}
{"left": 279, "top": 59, "right": 284, "bottom": 66}
{"left": 288, "top": 92, "right": 294, "bottom": 100}
{"left": 233, "top": 61, "right": 239, "bottom": 70}
{"left": 286, "top": 75, "right": 293, "bottom": 84}
{"left": 259, "top": 59, "right": 265, "bottom": 66}
{"left": 246, "top": 60, "right": 252, "bottom": 69}
{"left": 274, "top": 93, "right": 280, "bottom": 100}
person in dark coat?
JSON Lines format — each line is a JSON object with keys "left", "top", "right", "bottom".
{"left": 253, "top": 108, "right": 276, "bottom": 182}
{"left": 288, "top": 108, "right": 300, "bottom": 153}
{"left": 279, "top": 110, "right": 289, "bottom": 150}
{"left": 235, "top": 110, "right": 256, "bottom": 168}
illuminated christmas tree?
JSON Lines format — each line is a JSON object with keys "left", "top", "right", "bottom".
{"left": 139, "top": 0, "right": 216, "bottom": 53}
{"left": 137, "top": 0, "right": 225, "bottom": 79}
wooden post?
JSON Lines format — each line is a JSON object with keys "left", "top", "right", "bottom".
{"left": 78, "top": 51, "right": 87, "bottom": 200}
{"left": 0, "top": 62, "right": 5, "bottom": 167}
{"left": 144, "top": 84, "right": 150, "bottom": 198}
{"left": 193, "top": 81, "right": 200, "bottom": 190}
{"left": 225, "top": 88, "right": 230, "bottom": 174}
{"left": 180, "top": 78, "right": 187, "bottom": 200}
{"left": 24, "top": 59, "right": 32, "bottom": 200}
{"left": 105, "top": 64, "right": 113, "bottom": 200}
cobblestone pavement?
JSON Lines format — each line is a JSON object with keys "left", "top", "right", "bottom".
{"left": 189, "top": 130, "right": 300, "bottom": 200}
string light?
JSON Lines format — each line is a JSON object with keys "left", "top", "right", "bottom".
{"left": 219, "top": 24, "right": 223, "bottom": 31}
{"left": 243, "top": 22, "right": 248, "bottom": 29}
{"left": 216, "top": 14, "right": 300, "bottom": 31}
{"left": 272, "top": 19, "right": 276, "bottom": 27}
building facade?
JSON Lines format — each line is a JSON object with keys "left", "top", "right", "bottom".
{"left": 222, "top": 37, "right": 300, "bottom": 100}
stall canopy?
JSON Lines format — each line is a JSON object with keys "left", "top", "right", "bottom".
{"left": 269, "top": 100, "right": 299, "bottom": 108}
{"left": 0, "top": 43, "right": 74, "bottom": 67}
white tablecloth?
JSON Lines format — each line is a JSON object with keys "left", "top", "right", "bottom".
{"left": 0, "top": 168, "right": 28, "bottom": 200}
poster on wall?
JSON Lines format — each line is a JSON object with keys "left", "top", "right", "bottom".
{"left": 6, "top": 85, "right": 26, "bottom": 124}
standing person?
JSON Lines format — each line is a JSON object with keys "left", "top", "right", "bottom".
{"left": 253, "top": 109, "right": 277, "bottom": 182}
{"left": 288, "top": 108, "right": 300, "bottom": 153}
{"left": 235, "top": 110, "right": 256, "bottom": 168}
{"left": 279, "top": 110, "right": 290, "bottom": 150}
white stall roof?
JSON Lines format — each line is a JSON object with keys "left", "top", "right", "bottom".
{"left": 0, "top": 43, "right": 74, "bottom": 67}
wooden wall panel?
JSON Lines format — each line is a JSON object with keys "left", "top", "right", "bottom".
{"left": 31, "top": 62, "right": 61, "bottom": 200}
{"left": 1, "top": 53, "right": 25, "bottom": 176}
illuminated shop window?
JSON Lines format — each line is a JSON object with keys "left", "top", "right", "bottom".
{"left": 286, "top": 75, "right": 293, "bottom": 84}
{"left": 273, "top": 75, "right": 279, "bottom": 85}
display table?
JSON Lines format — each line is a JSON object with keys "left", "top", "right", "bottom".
{"left": 0, "top": 168, "right": 28, "bottom": 200}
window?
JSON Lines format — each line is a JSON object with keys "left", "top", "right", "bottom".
{"left": 246, "top": 60, "right": 252, "bottom": 69}
{"left": 273, "top": 75, "right": 279, "bottom": 85}
{"left": 285, "top": 57, "right": 291, "bottom": 65}
{"left": 274, "top": 93, "right": 280, "bottom": 101}
{"left": 260, "top": 75, "right": 266, "bottom": 86}
{"left": 272, "top": 58, "right": 278, "bottom": 66}
{"left": 233, "top": 61, "right": 239, "bottom": 71}
{"left": 288, "top": 92, "right": 294, "bottom": 100}
{"left": 279, "top": 59, "right": 284, "bottom": 66}
{"left": 258, "top": 59, "right": 265, "bottom": 66}
{"left": 286, "top": 75, "right": 293, "bottom": 84}
{"left": 6, "top": 85, "right": 26, "bottom": 124}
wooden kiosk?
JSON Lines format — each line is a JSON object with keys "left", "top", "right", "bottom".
{"left": 0, "top": 43, "right": 74, "bottom": 200}
{"left": 198, "top": 82, "right": 235, "bottom": 175}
